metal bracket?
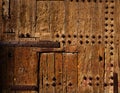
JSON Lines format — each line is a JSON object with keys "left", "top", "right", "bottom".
{"left": 0, "top": 41, "right": 60, "bottom": 48}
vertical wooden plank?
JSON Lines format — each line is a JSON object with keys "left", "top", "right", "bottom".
{"left": 97, "top": 1, "right": 105, "bottom": 93}
{"left": 91, "top": 1, "right": 101, "bottom": 93}
{"left": 39, "top": 53, "right": 48, "bottom": 93}
{"left": 62, "top": 53, "right": 67, "bottom": 93}
{"left": 47, "top": 53, "right": 55, "bottom": 93}
{"left": 36, "top": 1, "right": 50, "bottom": 40}
{"left": 114, "top": 0, "right": 120, "bottom": 93}
{"left": 66, "top": 53, "right": 78, "bottom": 93}
{"left": 49, "top": 1, "right": 65, "bottom": 49}
{"left": 14, "top": 47, "right": 38, "bottom": 93}
{"left": 104, "top": 0, "right": 115, "bottom": 93}
{"left": 78, "top": 1, "right": 92, "bottom": 93}
{"left": 55, "top": 53, "right": 63, "bottom": 93}
{"left": 65, "top": 0, "right": 78, "bottom": 52}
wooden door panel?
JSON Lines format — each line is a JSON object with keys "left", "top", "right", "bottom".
{"left": 39, "top": 53, "right": 78, "bottom": 93}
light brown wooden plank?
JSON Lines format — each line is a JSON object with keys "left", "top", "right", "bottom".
{"left": 47, "top": 53, "right": 55, "bottom": 93}
{"left": 91, "top": 1, "right": 101, "bottom": 93}
{"left": 97, "top": 1, "right": 105, "bottom": 93}
{"left": 55, "top": 53, "right": 63, "bottom": 93}
{"left": 36, "top": 1, "right": 50, "bottom": 40}
{"left": 65, "top": 0, "right": 78, "bottom": 52}
{"left": 66, "top": 53, "right": 78, "bottom": 93}
{"left": 114, "top": 0, "right": 120, "bottom": 93}
{"left": 78, "top": 1, "right": 91, "bottom": 93}
{"left": 49, "top": 1, "right": 65, "bottom": 49}
{"left": 39, "top": 53, "right": 48, "bottom": 93}
{"left": 62, "top": 53, "right": 67, "bottom": 93}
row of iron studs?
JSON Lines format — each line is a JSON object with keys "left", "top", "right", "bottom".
{"left": 104, "top": 0, "right": 114, "bottom": 90}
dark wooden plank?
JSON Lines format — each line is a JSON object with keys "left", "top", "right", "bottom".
{"left": 0, "top": 41, "right": 60, "bottom": 48}
{"left": 14, "top": 47, "right": 38, "bottom": 93}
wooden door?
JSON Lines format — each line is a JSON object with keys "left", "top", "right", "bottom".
{"left": 0, "top": 0, "right": 120, "bottom": 93}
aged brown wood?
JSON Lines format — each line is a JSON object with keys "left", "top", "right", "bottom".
{"left": 0, "top": 0, "right": 120, "bottom": 93}
{"left": 0, "top": 41, "right": 60, "bottom": 48}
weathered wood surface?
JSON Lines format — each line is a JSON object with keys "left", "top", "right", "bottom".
{"left": 0, "top": 0, "right": 120, "bottom": 93}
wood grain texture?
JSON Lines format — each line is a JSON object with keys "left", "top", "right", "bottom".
{"left": 55, "top": 53, "right": 63, "bottom": 93}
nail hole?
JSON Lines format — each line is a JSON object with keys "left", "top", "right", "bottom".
{"left": 88, "top": 83, "right": 92, "bottom": 86}
{"left": 26, "top": 33, "right": 30, "bottom": 38}
{"left": 99, "top": 56, "right": 103, "bottom": 61}
{"left": 111, "top": 24, "right": 114, "bottom": 27}
{"left": 110, "top": 76, "right": 114, "bottom": 80}
{"left": 52, "top": 77, "right": 56, "bottom": 81}
{"left": 89, "top": 77, "right": 93, "bottom": 80}
{"left": 110, "top": 41, "right": 113, "bottom": 44}
{"left": 105, "top": 6, "right": 108, "bottom": 9}
{"left": 110, "top": 29, "right": 114, "bottom": 32}
{"left": 62, "top": 34, "right": 65, "bottom": 38}
{"left": 104, "top": 83, "right": 108, "bottom": 87}
{"left": 58, "top": 82, "right": 62, "bottom": 85}
{"left": 105, "top": 0, "right": 108, "bottom": 2}
{"left": 110, "top": 83, "right": 114, "bottom": 86}
{"left": 92, "top": 41, "right": 95, "bottom": 44}
{"left": 68, "top": 82, "right": 72, "bottom": 86}
{"left": 56, "top": 34, "right": 59, "bottom": 38}
{"left": 105, "top": 29, "right": 108, "bottom": 32}
{"left": 110, "top": 52, "right": 113, "bottom": 55}
{"left": 94, "top": 0, "right": 97, "bottom": 2}
{"left": 96, "top": 83, "right": 99, "bottom": 86}
{"left": 96, "top": 76, "right": 100, "bottom": 80}
{"left": 105, "top": 41, "right": 108, "bottom": 44}
{"left": 111, "top": 18, "right": 114, "bottom": 20}
{"left": 80, "top": 35, "right": 83, "bottom": 38}
{"left": 62, "top": 41, "right": 65, "bottom": 44}
{"left": 68, "top": 40, "right": 71, "bottom": 44}
{"left": 105, "top": 11, "right": 108, "bottom": 14}
{"left": 111, "top": 6, "right": 114, "bottom": 9}
{"left": 110, "top": 35, "right": 113, "bottom": 38}
{"left": 110, "top": 12, "right": 114, "bottom": 14}
{"left": 52, "top": 82, "right": 56, "bottom": 87}
{"left": 98, "top": 35, "right": 101, "bottom": 39}
{"left": 74, "top": 35, "right": 77, "bottom": 38}
{"left": 105, "top": 35, "right": 108, "bottom": 39}
{"left": 86, "top": 40, "right": 89, "bottom": 44}
{"left": 99, "top": 0, "right": 102, "bottom": 2}
{"left": 83, "top": 76, "right": 87, "bottom": 80}
{"left": 105, "top": 17, "right": 108, "bottom": 20}
{"left": 86, "top": 35, "right": 89, "bottom": 38}
{"left": 111, "top": 0, "right": 114, "bottom": 3}
{"left": 68, "top": 35, "right": 71, "bottom": 38}
{"left": 80, "top": 41, "right": 83, "bottom": 44}
{"left": 111, "top": 64, "right": 114, "bottom": 67}
{"left": 110, "top": 47, "right": 114, "bottom": 50}
{"left": 98, "top": 41, "right": 101, "bottom": 44}
{"left": 92, "top": 35, "right": 95, "bottom": 39}
{"left": 105, "top": 23, "right": 108, "bottom": 26}
{"left": 46, "top": 83, "right": 49, "bottom": 86}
